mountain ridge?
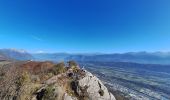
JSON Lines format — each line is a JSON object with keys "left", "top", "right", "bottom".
{"left": 1, "top": 48, "right": 170, "bottom": 65}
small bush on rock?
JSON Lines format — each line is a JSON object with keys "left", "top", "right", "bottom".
{"left": 43, "top": 85, "right": 56, "bottom": 100}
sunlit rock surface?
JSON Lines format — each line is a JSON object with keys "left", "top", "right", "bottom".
{"left": 78, "top": 71, "right": 116, "bottom": 100}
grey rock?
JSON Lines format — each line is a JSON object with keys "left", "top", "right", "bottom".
{"left": 78, "top": 71, "right": 116, "bottom": 100}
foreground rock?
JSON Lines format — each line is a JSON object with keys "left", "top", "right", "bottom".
{"left": 35, "top": 69, "right": 116, "bottom": 100}
{"left": 33, "top": 70, "right": 116, "bottom": 100}
{"left": 78, "top": 71, "right": 116, "bottom": 100}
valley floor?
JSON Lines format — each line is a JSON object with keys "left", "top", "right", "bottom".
{"left": 79, "top": 61, "right": 170, "bottom": 100}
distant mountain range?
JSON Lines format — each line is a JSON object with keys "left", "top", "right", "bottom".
{"left": 0, "top": 49, "right": 33, "bottom": 61}
{"left": 1, "top": 49, "right": 170, "bottom": 65}
{"left": 66, "top": 52, "right": 170, "bottom": 65}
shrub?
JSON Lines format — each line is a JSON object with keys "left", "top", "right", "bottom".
{"left": 31, "top": 75, "right": 40, "bottom": 83}
{"left": 16, "top": 71, "right": 31, "bottom": 86}
{"left": 47, "top": 72, "right": 53, "bottom": 78}
{"left": 52, "top": 62, "right": 66, "bottom": 75}
{"left": 43, "top": 85, "right": 56, "bottom": 100}
{"left": 68, "top": 60, "right": 78, "bottom": 68}
{"left": 68, "top": 61, "right": 79, "bottom": 73}
{"left": 73, "top": 66, "right": 80, "bottom": 73}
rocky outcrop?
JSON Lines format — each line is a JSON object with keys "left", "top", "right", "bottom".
{"left": 77, "top": 71, "right": 116, "bottom": 100}
{"left": 33, "top": 70, "right": 116, "bottom": 100}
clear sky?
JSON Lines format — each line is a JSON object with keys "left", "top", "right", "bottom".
{"left": 0, "top": 0, "right": 170, "bottom": 53}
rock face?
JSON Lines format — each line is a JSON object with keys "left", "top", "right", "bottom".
{"left": 77, "top": 71, "right": 116, "bottom": 100}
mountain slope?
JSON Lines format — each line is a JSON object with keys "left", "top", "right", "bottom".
{"left": 0, "top": 53, "right": 9, "bottom": 61}
{"left": 0, "top": 49, "right": 33, "bottom": 60}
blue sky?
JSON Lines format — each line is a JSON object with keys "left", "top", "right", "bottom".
{"left": 0, "top": 0, "right": 170, "bottom": 53}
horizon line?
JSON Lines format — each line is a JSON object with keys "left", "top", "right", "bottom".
{"left": 1, "top": 48, "right": 170, "bottom": 54}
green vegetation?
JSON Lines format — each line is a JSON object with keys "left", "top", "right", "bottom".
{"left": 68, "top": 60, "right": 79, "bottom": 73}
{"left": 16, "top": 71, "right": 31, "bottom": 86}
{"left": 43, "top": 85, "right": 56, "bottom": 100}
{"left": 52, "top": 62, "right": 66, "bottom": 75}
{"left": 68, "top": 60, "right": 78, "bottom": 67}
